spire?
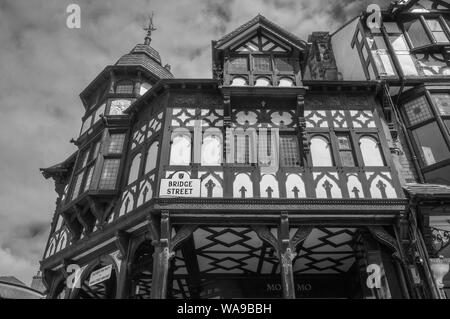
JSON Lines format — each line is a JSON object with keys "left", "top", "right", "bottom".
{"left": 143, "top": 12, "right": 157, "bottom": 45}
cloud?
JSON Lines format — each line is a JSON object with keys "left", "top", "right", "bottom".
{"left": 0, "top": 0, "right": 390, "bottom": 284}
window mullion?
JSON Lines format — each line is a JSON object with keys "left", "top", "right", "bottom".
{"left": 425, "top": 90, "right": 450, "bottom": 149}
{"left": 420, "top": 15, "right": 437, "bottom": 44}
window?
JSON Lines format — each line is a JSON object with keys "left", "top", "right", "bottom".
{"left": 275, "top": 57, "right": 294, "bottom": 72}
{"left": 128, "top": 154, "right": 142, "bottom": 184}
{"left": 115, "top": 80, "right": 134, "bottom": 94}
{"left": 403, "top": 94, "right": 450, "bottom": 177}
{"left": 310, "top": 136, "right": 333, "bottom": 167}
{"left": 280, "top": 135, "right": 300, "bottom": 167}
{"left": 231, "top": 77, "right": 247, "bottom": 86}
{"left": 278, "top": 77, "right": 294, "bottom": 87}
{"left": 337, "top": 135, "right": 355, "bottom": 167}
{"left": 201, "top": 134, "right": 222, "bottom": 166}
{"left": 255, "top": 77, "right": 271, "bottom": 86}
{"left": 424, "top": 165, "right": 450, "bottom": 185}
{"left": 108, "top": 134, "right": 126, "bottom": 154}
{"left": 69, "top": 138, "right": 101, "bottom": 200}
{"left": 412, "top": 122, "right": 450, "bottom": 165}
{"left": 253, "top": 56, "right": 271, "bottom": 71}
{"left": 370, "top": 35, "right": 397, "bottom": 76}
{"left": 170, "top": 133, "right": 191, "bottom": 165}
{"left": 145, "top": 142, "right": 159, "bottom": 173}
{"left": 360, "top": 136, "right": 385, "bottom": 166}
{"left": 404, "top": 96, "right": 434, "bottom": 125}
{"left": 404, "top": 19, "right": 431, "bottom": 48}
{"left": 426, "top": 19, "right": 449, "bottom": 43}
{"left": 71, "top": 172, "right": 83, "bottom": 199}
{"left": 99, "top": 159, "right": 120, "bottom": 189}
{"left": 229, "top": 57, "right": 248, "bottom": 72}
{"left": 234, "top": 134, "right": 251, "bottom": 164}
{"left": 385, "top": 23, "right": 418, "bottom": 76}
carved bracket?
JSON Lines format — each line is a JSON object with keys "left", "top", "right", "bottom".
{"left": 170, "top": 225, "right": 198, "bottom": 252}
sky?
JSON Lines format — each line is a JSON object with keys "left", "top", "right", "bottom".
{"left": 0, "top": 0, "right": 390, "bottom": 285}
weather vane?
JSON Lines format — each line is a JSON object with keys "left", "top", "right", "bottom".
{"left": 144, "top": 12, "right": 157, "bottom": 45}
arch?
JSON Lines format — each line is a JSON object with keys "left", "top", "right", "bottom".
{"left": 145, "top": 141, "right": 159, "bottom": 173}
{"left": 128, "top": 153, "right": 142, "bottom": 184}
{"left": 310, "top": 135, "right": 333, "bottom": 167}
{"left": 46, "top": 238, "right": 57, "bottom": 258}
{"left": 69, "top": 255, "right": 119, "bottom": 299}
{"left": 360, "top": 136, "right": 385, "bottom": 166}
{"left": 233, "top": 173, "right": 253, "bottom": 198}
{"left": 260, "top": 174, "right": 279, "bottom": 198}
{"left": 231, "top": 76, "right": 247, "bottom": 86}
{"left": 115, "top": 80, "right": 134, "bottom": 94}
{"left": 286, "top": 174, "right": 305, "bottom": 198}
{"left": 56, "top": 230, "right": 68, "bottom": 252}
{"left": 278, "top": 77, "right": 294, "bottom": 87}
{"left": 170, "top": 133, "right": 191, "bottom": 165}
{"left": 255, "top": 77, "right": 271, "bottom": 87}
{"left": 128, "top": 241, "right": 154, "bottom": 299}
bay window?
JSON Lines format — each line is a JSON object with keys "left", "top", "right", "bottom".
{"left": 69, "top": 131, "right": 126, "bottom": 201}
{"left": 402, "top": 92, "right": 450, "bottom": 185}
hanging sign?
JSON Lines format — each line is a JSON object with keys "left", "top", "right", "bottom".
{"left": 88, "top": 264, "right": 113, "bottom": 286}
{"left": 160, "top": 172, "right": 201, "bottom": 197}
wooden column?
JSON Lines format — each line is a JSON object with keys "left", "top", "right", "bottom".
{"left": 278, "top": 212, "right": 296, "bottom": 299}
{"left": 115, "top": 230, "right": 130, "bottom": 299}
{"left": 151, "top": 211, "right": 174, "bottom": 299}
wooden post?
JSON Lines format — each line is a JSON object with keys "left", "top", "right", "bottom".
{"left": 151, "top": 211, "right": 174, "bottom": 299}
{"left": 278, "top": 212, "right": 296, "bottom": 299}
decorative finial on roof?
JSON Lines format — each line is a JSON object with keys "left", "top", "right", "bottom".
{"left": 144, "top": 12, "right": 157, "bottom": 45}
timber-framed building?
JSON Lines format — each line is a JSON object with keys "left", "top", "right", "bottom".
{"left": 40, "top": 1, "right": 450, "bottom": 299}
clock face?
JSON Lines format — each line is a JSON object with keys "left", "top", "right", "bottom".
{"left": 109, "top": 99, "right": 131, "bottom": 115}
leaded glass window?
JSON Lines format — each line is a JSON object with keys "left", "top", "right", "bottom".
{"left": 253, "top": 56, "right": 271, "bottom": 71}
{"left": 337, "top": 135, "right": 355, "bottom": 167}
{"left": 99, "top": 159, "right": 120, "bottom": 189}
{"left": 404, "top": 96, "right": 433, "bottom": 126}
{"left": 108, "top": 134, "right": 126, "bottom": 154}
{"left": 280, "top": 135, "right": 300, "bottom": 167}
{"left": 229, "top": 57, "right": 248, "bottom": 72}
{"left": 115, "top": 80, "right": 134, "bottom": 94}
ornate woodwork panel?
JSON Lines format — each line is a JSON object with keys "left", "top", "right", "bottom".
{"left": 191, "top": 227, "right": 280, "bottom": 275}
{"left": 293, "top": 227, "right": 356, "bottom": 274}
{"left": 44, "top": 226, "right": 70, "bottom": 258}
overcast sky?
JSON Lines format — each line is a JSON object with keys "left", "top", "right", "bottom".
{"left": 0, "top": 0, "right": 389, "bottom": 285}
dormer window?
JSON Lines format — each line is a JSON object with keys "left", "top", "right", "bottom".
{"left": 221, "top": 28, "right": 302, "bottom": 86}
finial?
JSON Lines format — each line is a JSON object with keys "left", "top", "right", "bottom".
{"left": 144, "top": 12, "right": 157, "bottom": 45}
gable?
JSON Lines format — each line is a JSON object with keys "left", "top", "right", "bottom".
{"left": 231, "top": 32, "right": 290, "bottom": 53}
